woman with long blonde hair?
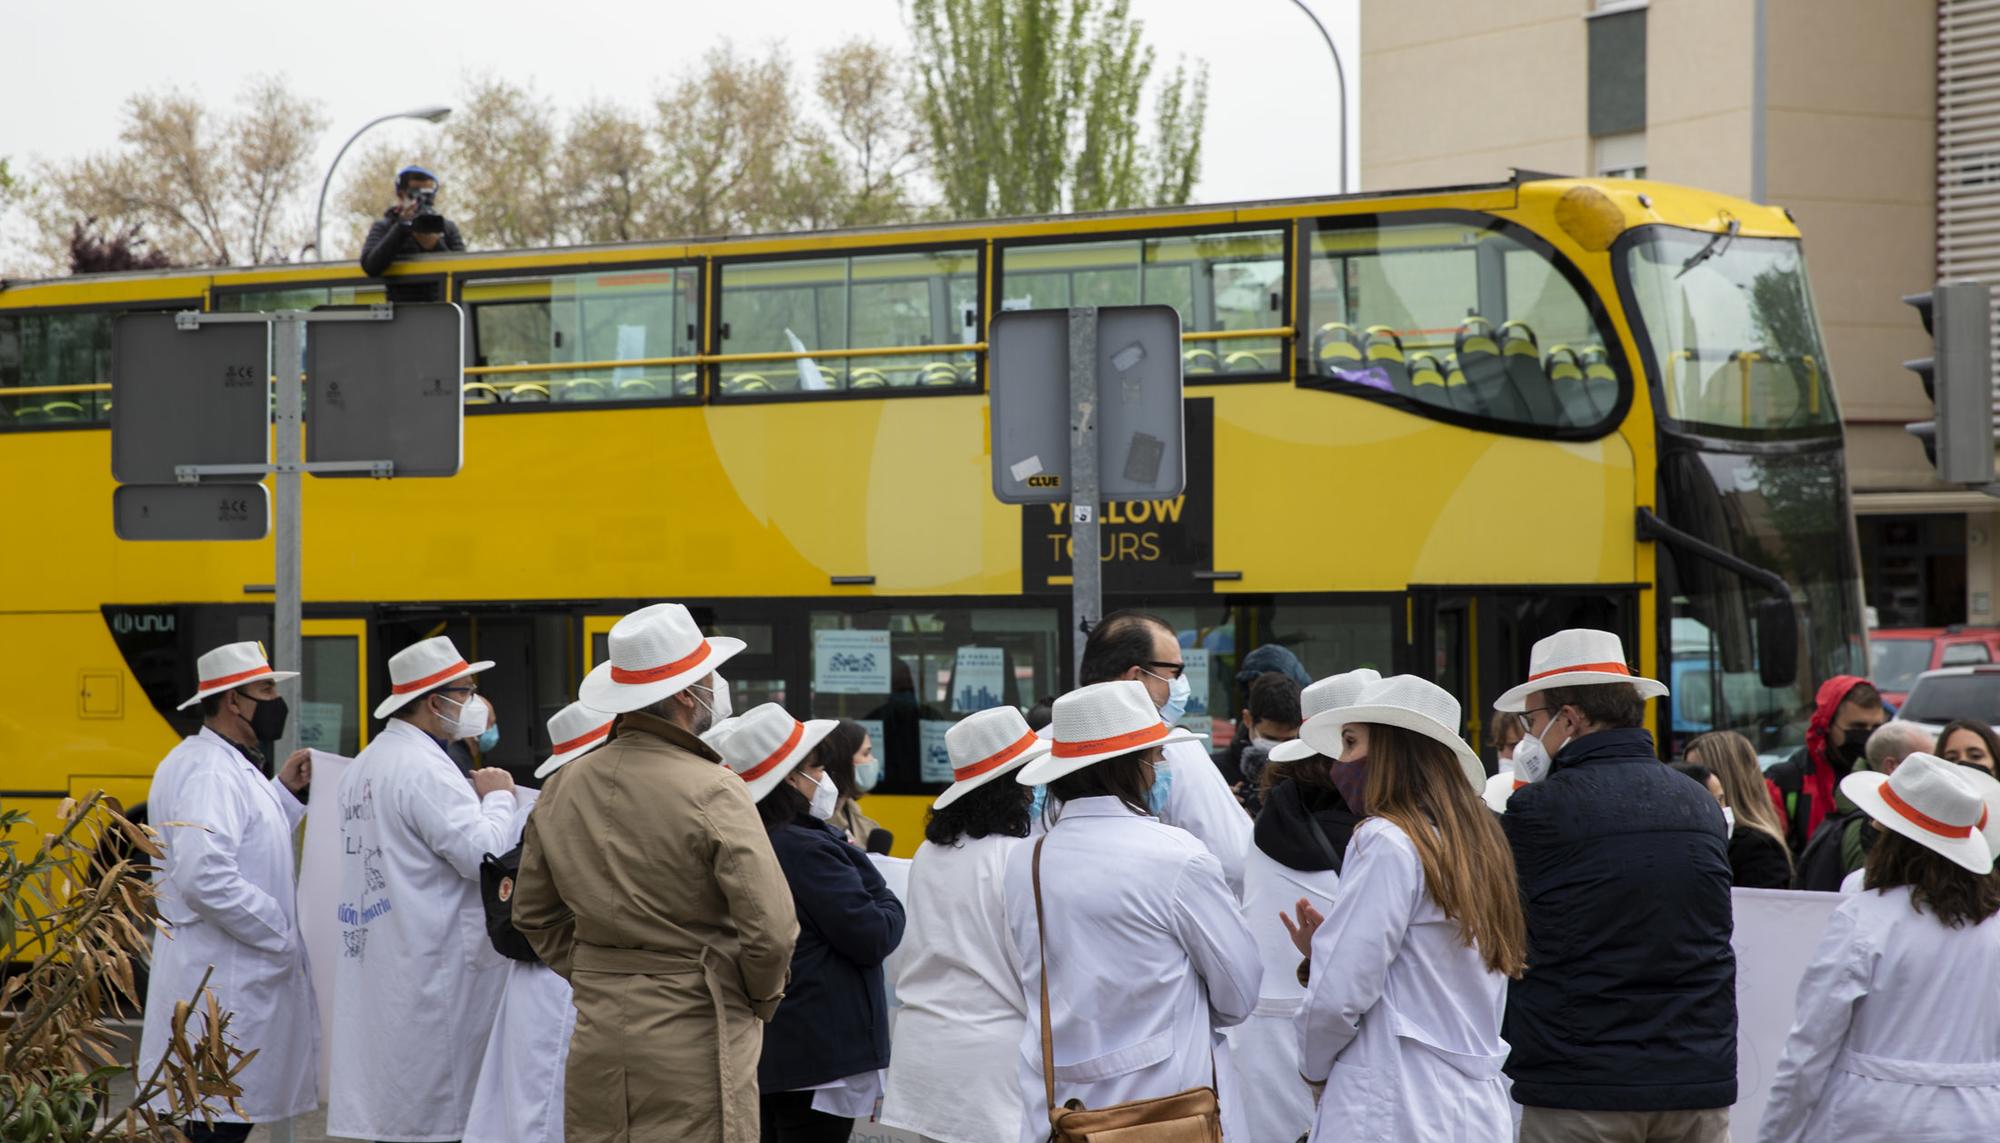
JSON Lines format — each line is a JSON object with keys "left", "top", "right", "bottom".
{"left": 1685, "top": 730, "right": 1792, "bottom": 888}
{"left": 1286, "top": 674, "right": 1525, "bottom": 1142}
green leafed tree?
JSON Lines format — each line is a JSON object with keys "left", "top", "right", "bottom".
{"left": 905, "top": 0, "right": 1209, "bottom": 218}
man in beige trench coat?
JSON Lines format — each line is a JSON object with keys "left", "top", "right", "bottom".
{"left": 512, "top": 604, "right": 798, "bottom": 1142}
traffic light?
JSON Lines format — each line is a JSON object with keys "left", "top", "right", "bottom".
{"left": 1903, "top": 282, "right": 1996, "bottom": 486}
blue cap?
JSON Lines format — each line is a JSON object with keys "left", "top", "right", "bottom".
{"left": 395, "top": 164, "right": 441, "bottom": 190}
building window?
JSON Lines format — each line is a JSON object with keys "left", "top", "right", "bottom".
{"left": 1594, "top": 130, "right": 1648, "bottom": 180}
{"left": 1587, "top": 5, "right": 1647, "bottom": 140}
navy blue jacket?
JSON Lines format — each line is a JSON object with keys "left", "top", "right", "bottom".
{"left": 758, "top": 814, "right": 906, "bottom": 1092}
{"left": 1501, "top": 727, "right": 1737, "bottom": 1111}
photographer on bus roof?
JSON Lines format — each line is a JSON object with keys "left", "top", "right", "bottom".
{"left": 359, "top": 164, "right": 464, "bottom": 290}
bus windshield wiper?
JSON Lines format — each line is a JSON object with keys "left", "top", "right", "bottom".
{"left": 1677, "top": 216, "right": 1741, "bottom": 278}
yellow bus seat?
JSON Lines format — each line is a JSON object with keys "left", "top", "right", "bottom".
{"left": 43, "top": 401, "right": 85, "bottom": 422}
{"left": 1407, "top": 353, "right": 1451, "bottom": 408}
{"left": 1223, "top": 350, "right": 1267, "bottom": 373}
{"left": 1579, "top": 346, "right": 1618, "bottom": 418}
{"left": 617, "top": 378, "right": 661, "bottom": 398}
{"left": 1545, "top": 345, "right": 1597, "bottom": 425}
{"left": 849, "top": 369, "right": 889, "bottom": 389}
{"left": 920, "top": 363, "right": 961, "bottom": 386}
{"left": 1493, "top": 322, "right": 1561, "bottom": 424}
{"left": 1313, "top": 322, "right": 1363, "bottom": 376}
{"left": 1362, "top": 326, "right": 1411, "bottom": 395}
{"left": 1455, "top": 317, "right": 1525, "bottom": 420}
{"left": 508, "top": 383, "right": 552, "bottom": 403}
{"left": 561, "top": 378, "right": 610, "bottom": 402}
{"left": 1183, "top": 348, "right": 1220, "bottom": 375}
{"left": 463, "top": 382, "right": 501, "bottom": 404}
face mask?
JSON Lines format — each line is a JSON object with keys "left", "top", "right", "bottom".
{"left": 1154, "top": 671, "right": 1192, "bottom": 725}
{"left": 1513, "top": 711, "right": 1564, "bottom": 785}
{"left": 1721, "top": 806, "right": 1736, "bottom": 834}
{"left": 243, "top": 693, "right": 289, "bottom": 742}
{"left": 854, "top": 758, "right": 883, "bottom": 792}
{"left": 1830, "top": 733, "right": 1868, "bottom": 772}
{"left": 1147, "top": 753, "right": 1175, "bottom": 815}
{"left": 1331, "top": 755, "right": 1371, "bottom": 815}
{"left": 476, "top": 723, "right": 501, "bottom": 753}
{"left": 806, "top": 771, "right": 840, "bottom": 821}
{"left": 689, "top": 675, "right": 732, "bottom": 731}
{"left": 1249, "top": 734, "right": 1284, "bottom": 751}
{"left": 433, "top": 692, "right": 489, "bottom": 741}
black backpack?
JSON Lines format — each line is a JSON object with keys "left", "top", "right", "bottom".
{"left": 1793, "top": 808, "right": 1869, "bottom": 892}
{"left": 479, "top": 842, "right": 542, "bottom": 963}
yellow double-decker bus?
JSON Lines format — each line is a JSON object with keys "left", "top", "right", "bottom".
{"left": 0, "top": 174, "right": 1867, "bottom": 851}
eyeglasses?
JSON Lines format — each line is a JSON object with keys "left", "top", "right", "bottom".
{"left": 1142, "top": 661, "right": 1186, "bottom": 680}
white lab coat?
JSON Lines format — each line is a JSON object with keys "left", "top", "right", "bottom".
{"left": 1228, "top": 846, "right": 1340, "bottom": 1143}
{"left": 1004, "top": 797, "right": 1261, "bottom": 1143}
{"left": 138, "top": 728, "right": 319, "bottom": 1123}
{"left": 879, "top": 834, "right": 1031, "bottom": 1143}
{"left": 1757, "top": 885, "right": 2000, "bottom": 1143}
{"left": 1033, "top": 727, "right": 1252, "bottom": 897}
{"left": 327, "top": 718, "right": 515, "bottom": 1142}
{"left": 1297, "top": 819, "right": 1512, "bottom": 1143}
{"left": 464, "top": 790, "right": 572, "bottom": 1143}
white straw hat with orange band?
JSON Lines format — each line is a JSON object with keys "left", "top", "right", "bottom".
{"left": 176, "top": 641, "right": 299, "bottom": 711}
{"left": 1840, "top": 752, "right": 2000, "bottom": 874}
{"left": 372, "top": 636, "right": 495, "bottom": 719}
{"left": 534, "top": 701, "right": 617, "bottom": 779}
{"left": 578, "top": 603, "right": 745, "bottom": 715}
{"left": 713, "top": 702, "right": 839, "bottom": 804}
{"left": 1494, "top": 628, "right": 1667, "bottom": 713}
{"left": 1016, "top": 680, "right": 1201, "bottom": 787}
{"left": 1267, "top": 668, "right": 1382, "bottom": 764}
{"left": 932, "top": 706, "right": 1052, "bottom": 810}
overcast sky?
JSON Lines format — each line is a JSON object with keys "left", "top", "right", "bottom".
{"left": 1, "top": 0, "right": 1358, "bottom": 219}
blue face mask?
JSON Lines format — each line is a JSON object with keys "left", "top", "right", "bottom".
{"left": 1155, "top": 671, "right": 1192, "bottom": 726}
{"left": 476, "top": 724, "right": 500, "bottom": 753}
{"left": 854, "top": 759, "right": 883, "bottom": 792}
{"left": 1028, "top": 752, "right": 1175, "bottom": 819}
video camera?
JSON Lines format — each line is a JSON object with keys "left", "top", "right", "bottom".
{"left": 411, "top": 186, "right": 445, "bottom": 235}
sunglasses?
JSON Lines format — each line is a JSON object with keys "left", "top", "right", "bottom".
{"left": 1143, "top": 661, "right": 1186, "bottom": 680}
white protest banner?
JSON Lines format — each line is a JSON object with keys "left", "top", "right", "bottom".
{"left": 918, "top": 719, "right": 955, "bottom": 783}
{"left": 295, "top": 748, "right": 353, "bottom": 1098}
{"left": 951, "top": 646, "right": 1005, "bottom": 712}
{"left": 1730, "top": 887, "right": 1841, "bottom": 1134}
{"left": 816, "top": 629, "right": 893, "bottom": 695}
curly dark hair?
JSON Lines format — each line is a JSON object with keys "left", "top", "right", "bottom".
{"left": 1864, "top": 828, "right": 2000, "bottom": 928}
{"left": 924, "top": 773, "right": 1032, "bottom": 846}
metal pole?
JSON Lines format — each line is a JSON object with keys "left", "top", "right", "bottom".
{"left": 1068, "top": 307, "right": 1102, "bottom": 686}
{"left": 268, "top": 314, "right": 303, "bottom": 1143}
{"left": 1287, "top": 0, "right": 1350, "bottom": 194}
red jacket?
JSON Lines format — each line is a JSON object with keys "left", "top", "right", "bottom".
{"left": 1764, "top": 675, "right": 1868, "bottom": 853}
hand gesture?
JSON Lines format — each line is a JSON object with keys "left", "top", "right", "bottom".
{"left": 278, "top": 748, "right": 312, "bottom": 793}
{"left": 472, "top": 767, "right": 516, "bottom": 798}
{"left": 1281, "top": 896, "right": 1325, "bottom": 959}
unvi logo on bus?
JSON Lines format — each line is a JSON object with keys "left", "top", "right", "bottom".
{"left": 1021, "top": 398, "right": 1213, "bottom": 593}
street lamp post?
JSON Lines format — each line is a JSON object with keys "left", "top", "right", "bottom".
{"left": 1286, "top": 0, "right": 1349, "bottom": 195}
{"left": 311, "top": 104, "right": 452, "bottom": 261}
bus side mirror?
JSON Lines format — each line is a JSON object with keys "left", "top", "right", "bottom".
{"left": 1758, "top": 597, "right": 1799, "bottom": 689}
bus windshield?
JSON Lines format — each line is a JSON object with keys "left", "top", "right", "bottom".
{"left": 1624, "top": 229, "right": 1840, "bottom": 435}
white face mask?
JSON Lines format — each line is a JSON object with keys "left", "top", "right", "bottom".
{"left": 1721, "top": 806, "right": 1736, "bottom": 834}
{"left": 688, "top": 674, "right": 732, "bottom": 730}
{"left": 433, "top": 691, "right": 489, "bottom": 741}
{"left": 1513, "top": 708, "right": 1565, "bottom": 784}
{"left": 854, "top": 758, "right": 883, "bottom": 791}
{"left": 806, "top": 771, "right": 839, "bottom": 820}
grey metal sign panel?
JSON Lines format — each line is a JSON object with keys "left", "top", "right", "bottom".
{"left": 111, "top": 314, "right": 271, "bottom": 484}
{"left": 988, "top": 305, "right": 1185, "bottom": 505}
{"left": 306, "top": 303, "right": 464, "bottom": 477}
{"left": 114, "top": 483, "right": 269, "bottom": 541}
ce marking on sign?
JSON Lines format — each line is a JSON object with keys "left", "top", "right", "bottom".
{"left": 216, "top": 496, "right": 252, "bottom": 523}
{"left": 222, "top": 363, "right": 259, "bottom": 388}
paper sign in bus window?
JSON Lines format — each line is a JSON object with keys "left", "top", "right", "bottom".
{"left": 918, "top": 719, "right": 956, "bottom": 783}
{"left": 814, "top": 629, "right": 892, "bottom": 694}
{"left": 952, "top": 647, "right": 1005, "bottom": 713}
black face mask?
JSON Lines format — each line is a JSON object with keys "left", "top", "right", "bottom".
{"left": 1830, "top": 732, "right": 1868, "bottom": 772}
{"left": 243, "top": 693, "right": 290, "bottom": 743}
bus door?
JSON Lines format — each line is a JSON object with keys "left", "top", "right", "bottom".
{"left": 301, "top": 617, "right": 369, "bottom": 757}
{"left": 1408, "top": 587, "right": 1641, "bottom": 764}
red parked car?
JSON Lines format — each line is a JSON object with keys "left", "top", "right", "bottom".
{"left": 1872, "top": 626, "right": 2000, "bottom": 708}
